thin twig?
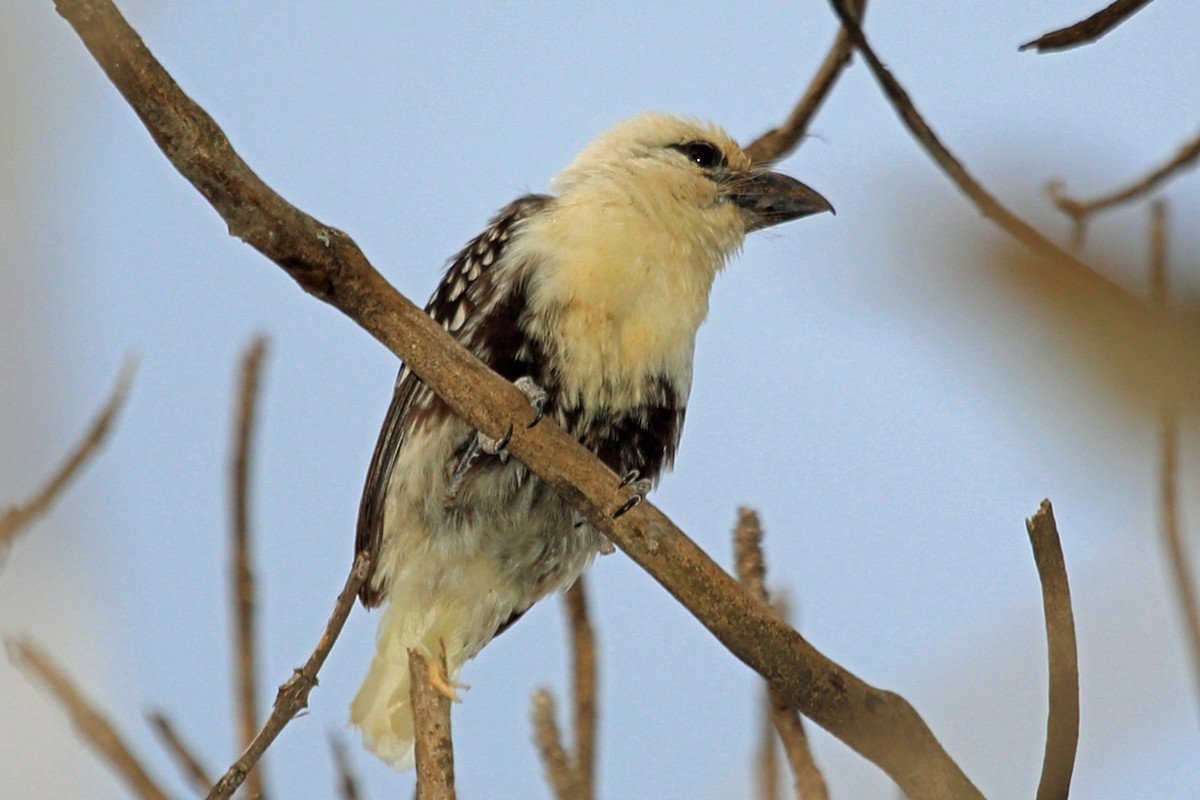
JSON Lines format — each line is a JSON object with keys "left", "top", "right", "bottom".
{"left": 734, "top": 509, "right": 829, "bottom": 800}
{"left": 0, "top": 356, "right": 135, "bottom": 566}
{"left": 825, "top": 0, "right": 1145, "bottom": 316}
{"left": 329, "top": 733, "right": 363, "bottom": 800}
{"left": 744, "top": 0, "right": 866, "bottom": 166}
{"left": 56, "top": 3, "right": 983, "bottom": 795}
{"left": 205, "top": 551, "right": 371, "bottom": 800}
{"left": 564, "top": 580, "right": 597, "bottom": 800}
{"left": 1149, "top": 202, "right": 1200, "bottom": 709}
{"left": 6, "top": 637, "right": 171, "bottom": 800}
{"left": 229, "top": 335, "right": 269, "bottom": 800}
{"left": 147, "top": 710, "right": 215, "bottom": 796}
{"left": 1020, "top": 0, "right": 1155, "bottom": 53}
{"left": 1048, "top": 130, "right": 1200, "bottom": 247}
{"left": 409, "top": 650, "right": 457, "bottom": 800}
{"left": 1025, "top": 500, "right": 1080, "bottom": 800}
{"left": 532, "top": 689, "right": 579, "bottom": 800}
{"left": 758, "top": 693, "right": 781, "bottom": 800}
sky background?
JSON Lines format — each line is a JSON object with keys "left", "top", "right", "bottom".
{"left": 4, "top": 1, "right": 1200, "bottom": 798}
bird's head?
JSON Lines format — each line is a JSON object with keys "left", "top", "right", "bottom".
{"left": 550, "top": 112, "right": 832, "bottom": 254}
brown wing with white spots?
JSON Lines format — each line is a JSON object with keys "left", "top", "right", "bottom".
{"left": 355, "top": 194, "right": 554, "bottom": 607}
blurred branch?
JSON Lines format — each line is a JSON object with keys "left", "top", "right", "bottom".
{"left": 1047, "top": 130, "right": 1200, "bottom": 247}
{"left": 329, "top": 733, "right": 363, "bottom": 800}
{"left": 6, "top": 637, "right": 172, "bottom": 800}
{"left": 825, "top": 0, "right": 1142, "bottom": 310}
{"left": 0, "top": 356, "right": 135, "bottom": 566}
{"left": 744, "top": 0, "right": 866, "bottom": 165}
{"left": 1025, "top": 501, "right": 1079, "bottom": 800}
{"left": 1149, "top": 202, "right": 1200, "bottom": 709}
{"left": 409, "top": 650, "right": 457, "bottom": 800}
{"left": 532, "top": 690, "right": 579, "bottom": 800}
{"left": 734, "top": 509, "right": 829, "bottom": 800}
{"left": 1020, "top": 0, "right": 1155, "bottom": 53}
{"left": 229, "top": 334, "right": 269, "bottom": 800}
{"left": 757, "top": 694, "right": 781, "bottom": 800}
{"left": 55, "top": 2, "right": 983, "bottom": 796}
{"left": 148, "top": 710, "right": 215, "bottom": 796}
{"left": 531, "top": 581, "right": 597, "bottom": 800}
{"left": 205, "top": 552, "right": 371, "bottom": 800}
{"left": 566, "top": 580, "right": 597, "bottom": 800}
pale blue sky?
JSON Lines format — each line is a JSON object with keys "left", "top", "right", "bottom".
{"left": 4, "top": 1, "right": 1200, "bottom": 798}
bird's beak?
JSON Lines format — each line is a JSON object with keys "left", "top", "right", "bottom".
{"left": 720, "top": 170, "right": 834, "bottom": 232}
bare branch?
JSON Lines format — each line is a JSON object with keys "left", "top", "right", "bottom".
{"left": 744, "top": 0, "right": 866, "bottom": 166}
{"left": 1025, "top": 501, "right": 1079, "bottom": 800}
{"left": 1149, "top": 202, "right": 1200, "bottom": 709}
{"left": 329, "top": 733, "right": 364, "bottom": 800}
{"left": 0, "top": 356, "right": 135, "bottom": 566}
{"left": 56, "top": 2, "right": 982, "bottom": 795}
{"left": 409, "top": 650, "right": 457, "bottom": 800}
{"left": 734, "top": 510, "right": 829, "bottom": 800}
{"left": 147, "top": 710, "right": 215, "bottom": 796}
{"left": 532, "top": 689, "right": 579, "bottom": 800}
{"left": 1020, "top": 0, "right": 1155, "bottom": 53}
{"left": 757, "top": 695, "right": 781, "bottom": 800}
{"left": 1048, "top": 131, "right": 1200, "bottom": 246}
{"left": 229, "top": 334, "right": 270, "bottom": 800}
{"left": 564, "top": 581, "right": 597, "bottom": 800}
{"left": 205, "top": 551, "right": 371, "bottom": 800}
{"left": 6, "top": 637, "right": 171, "bottom": 800}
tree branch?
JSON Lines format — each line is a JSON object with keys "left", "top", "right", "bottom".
{"left": 1048, "top": 130, "right": 1200, "bottom": 247}
{"left": 409, "top": 650, "right": 457, "bottom": 800}
{"left": 0, "top": 356, "right": 135, "bottom": 566}
{"left": 204, "top": 551, "right": 371, "bottom": 800}
{"left": 229, "top": 334, "right": 269, "bottom": 800}
{"left": 1148, "top": 202, "right": 1200, "bottom": 711}
{"left": 147, "top": 710, "right": 215, "bottom": 796}
{"left": 1020, "top": 0, "right": 1155, "bottom": 53}
{"left": 328, "top": 734, "right": 363, "bottom": 800}
{"left": 734, "top": 509, "right": 829, "bottom": 800}
{"left": 6, "top": 637, "right": 172, "bottom": 800}
{"left": 54, "top": 2, "right": 982, "bottom": 796}
{"left": 532, "top": 689, "right": 579, "bottom": 800}
{"left": 565, "top": 580, "right": 597, "bottom": 800}
{"left": 1025, "top": 501, "right": 1079, "bottom": 800}
{"left": 744, "top": 0, "right": 866, "bottom": 166}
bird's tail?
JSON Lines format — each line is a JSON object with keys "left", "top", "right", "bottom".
{"left": 349, "top": 599, "right": 467, "bottom": 771}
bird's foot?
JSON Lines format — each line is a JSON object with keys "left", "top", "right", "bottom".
{"left": 612, "top": 470, "right": 652, "bottom": 520}
{"left": 428, "top": 663, "right": 470, "bottom": 703}
{"left": 445, "top": 377, "right": 547, "bottom": 507}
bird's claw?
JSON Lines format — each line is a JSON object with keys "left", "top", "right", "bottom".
{"left": 612, "top": 473, "right": 652, "bottom": 520}
{"left": 514, "top": 376, "right": 549, "bottom": 429}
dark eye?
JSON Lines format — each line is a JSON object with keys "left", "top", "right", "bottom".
{"left": 672, "top": 141, "right": 724, "bottom": 169}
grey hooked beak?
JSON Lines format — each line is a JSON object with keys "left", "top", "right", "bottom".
{"left": 720, "top": 170, "right": 834, "bottom": 232}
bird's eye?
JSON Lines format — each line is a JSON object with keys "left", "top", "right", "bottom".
{"left": 672, "top": 141, "right": 724, "bottom": 169}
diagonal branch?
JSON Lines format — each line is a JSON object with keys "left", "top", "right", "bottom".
{"left": 1048, "top": 130, "right": 1200, "bottom": 246}
{"left": 229, "top": 335, "right": 270, "bottom": 800}
{"left": 1025, "top": 501, "right": 1079, "bottom": 800}
{"left": 824, "top": 0, "right": 1155, "bottom": 323}
{"left": 205, "top": 551, "right": 371, "bottom": 800}
{"left": 0, "top": 356, "right": 135, "bottom": 566}
{"left": 1020, "top": 0, "right": 1155, "bottom": 53}
{"left": 54, "top": 2, "right": 981, "bottom": 796}
{"left": 7, "top": 637, "right": 172, "bottom": 800}
{"left": 147, "top": 710, "right": 215, "bottom": 796}
{"left": 744, "top": 0, "right": 866, "bottom": 166}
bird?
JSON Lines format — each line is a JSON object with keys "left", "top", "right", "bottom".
{"left": 349, "top": 111, "right": 832, "bottom": 769}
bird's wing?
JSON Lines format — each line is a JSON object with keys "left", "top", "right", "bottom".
{"left": 355, "top": 194, "right": 554, "bottom": 607}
